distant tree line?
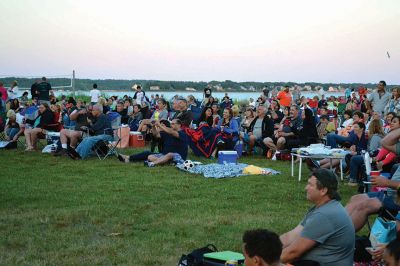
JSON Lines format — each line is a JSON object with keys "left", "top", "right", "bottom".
{"left": 0, "top": 77, "right": 397, "bottom": 91}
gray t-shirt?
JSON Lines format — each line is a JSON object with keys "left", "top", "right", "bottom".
{"left": 300, "top": 200, "right": 355, "bottom": 266}
{"left": 368, "top": 91, "right": 391, "bottom": 114}
{"left": 387, "top": 167, "right": 400, "bottom": 197}
{"left": 253, "top": 118, "right": 263, "bottom": 139}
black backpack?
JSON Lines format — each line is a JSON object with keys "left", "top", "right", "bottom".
{"left": 178, "top": 244, "right": 218, "bottom": 266}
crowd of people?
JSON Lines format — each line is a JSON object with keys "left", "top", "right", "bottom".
{"left": 1, "top": 78, "right": 400, "bottom": 265}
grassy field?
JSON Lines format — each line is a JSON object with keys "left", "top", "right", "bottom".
{"left": 0, "top": 146, "right": 361, "bottom": 265}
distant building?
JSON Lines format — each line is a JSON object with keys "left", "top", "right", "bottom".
{"left": 185, "top": 87, "right": 196, "bottom": 91}
{"left": 149, "top": 86, "right": 160, "bottom": 91}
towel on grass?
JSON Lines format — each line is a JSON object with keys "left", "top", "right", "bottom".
{"left": 176, "top": 163, "right": 280, "bottom": 179}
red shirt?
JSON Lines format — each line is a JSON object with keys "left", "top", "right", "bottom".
{"left": 308, "top": 99, "right": 318, "bottom": 108}
{"left": 0, "top": 86, "right": 8, "bottom": 101}
{"left": 277, "top": 91, "right": 292, "bottom": 107}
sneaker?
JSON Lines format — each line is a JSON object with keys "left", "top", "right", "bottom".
{"left": 67, "top": 146, "right": 81, "bottom": 160}
{"left": 146, "top": 161, "right": 155, "bottom": 167}
{"left": 271, "top": 154, "right": 277, "bottom": 161}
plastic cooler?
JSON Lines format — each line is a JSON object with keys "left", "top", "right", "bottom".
{"left": 129, "top": 132, "right": 145, "bottom": 147}
{"left": 218, "top": 151, "right": 238, "bottom": 164}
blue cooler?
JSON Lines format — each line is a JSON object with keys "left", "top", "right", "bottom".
{"left": 218, "top": 151, "right": 238, "bottom": 164}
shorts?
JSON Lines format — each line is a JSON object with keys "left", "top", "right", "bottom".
{"left": 367, "top": 191, "right": 400, "bottom": 212}
{"left": 154, "top": 153, "right": 184, "bottom": 164}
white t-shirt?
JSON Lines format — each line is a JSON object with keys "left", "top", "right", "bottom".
{"left": 8, "top": 86, "right": 19, "bottom": 100}
{"left": 135, "top": 91, "right": 145, "bottom": 105}
{"left": 90, "top": 89, "right": 101, "bottom": 103}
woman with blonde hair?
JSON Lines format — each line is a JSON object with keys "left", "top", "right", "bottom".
{"left": 367, "top": 118, "right": 385, "bottom": 153}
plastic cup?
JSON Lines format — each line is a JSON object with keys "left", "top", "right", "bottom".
{"left": 370, "top": 170, "right": 381, "bottom": 176}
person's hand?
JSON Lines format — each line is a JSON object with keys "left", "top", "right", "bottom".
{"left": 366, "top": 244, "right": 386, "bottom": 262}
{"left": 12, "top": 136, "right": 18, "bottom": 142}
{"left": 376, "top": 161, "right": 383, "bottom": 170}
{"left": 370, "top": 176, "right": 389, "bottom": 187}
{"left": 350, "top": 145, "right": 356, "bottom": 153}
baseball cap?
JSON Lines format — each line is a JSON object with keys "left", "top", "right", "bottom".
{"left": 312, "top": 169, "right": 341, "bottom": 201}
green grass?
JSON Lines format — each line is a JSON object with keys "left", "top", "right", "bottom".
{"left": 0, "top": 147, "right": 362, "bottom": 265}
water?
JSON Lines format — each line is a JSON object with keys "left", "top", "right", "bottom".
{"left": 16, "top": 89, "right": 345, "bottom": 102}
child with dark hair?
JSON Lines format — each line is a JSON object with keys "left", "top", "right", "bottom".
{"left": 242, "top": 229, "right": 283, "bottom": 266}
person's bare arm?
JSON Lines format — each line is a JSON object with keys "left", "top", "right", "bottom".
{"left": 158, "top": 122, "right": 179, "bottom": 138}
{"left": 381, "top": 128, "right": 400, "bottom": 153}
{"left": 280, "top": 224, "right": 303, "bottom": 248}
{"left": 151, "top": 122, "right": 161, "bottom": 138}
{"left": 281, "top": 237, "right": 316, "bottom": 263}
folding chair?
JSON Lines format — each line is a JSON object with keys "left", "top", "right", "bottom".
{"left": 93, "top": 112, "right": 122, "bottom": 160}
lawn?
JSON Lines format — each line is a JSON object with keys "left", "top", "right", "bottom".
{"left": 0, "top": 147, "right": 360, "bottom": 265}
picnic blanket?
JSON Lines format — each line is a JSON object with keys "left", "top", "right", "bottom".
{"left": 176, "top": 163, "right": 280, "bottom": 179}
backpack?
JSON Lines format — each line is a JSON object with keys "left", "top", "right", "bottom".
{"left": 178, "top": 244, "right": 218, "bottom": 266}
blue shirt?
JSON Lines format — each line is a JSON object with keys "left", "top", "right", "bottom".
{"left": 161, "top": 130, "right": 188, "bottom": 160}
{"left": 347, "top": 131, "right": 367, "bottom": 153}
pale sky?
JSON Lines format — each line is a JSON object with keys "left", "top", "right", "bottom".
{"left": 0, "top": 0, "right": 399, "bottom": 84}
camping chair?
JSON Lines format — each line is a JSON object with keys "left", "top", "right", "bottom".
{"left": 93, "top": 112, "right": 122, "bottom": 160}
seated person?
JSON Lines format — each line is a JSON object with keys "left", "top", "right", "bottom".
{"left": 118, "top": 119, "right": 188, "bottom": 167}
{"left": 374, "top": 118, "right": 400, "bottom": 172}
{"left": 153, "top": 98, "right": 169, "bottom": 120}
{"left": 240, "top": 107, "right": 255, "bottom": 132}
{"left": 115, "top": 101, "right": 129, "bottom": 124}
{"left": 211, "top": 108, "right": 239, "bottom": 158}
{"left": 211, "top": 103, "right": 221, "bottom": 126}
{"left": 383, "top": 112, "right": 396, "bottom": 134}
{"left": 24, "top": 103, "right": 55, "bottom": 151}
{"left": 346, "top": 128, "right": 400, "bottom": 232}
{"left": 138, "top": 99, "right": 168, "bottom": 131}
{"left": 307, "top": 122, "right": 367, "bottom": 172}
{"left": 327, "top": 111, "right": 363, "bottom": 146}
{"left": 341, "top": 110, "right": 354, "bottom": 127}
{"left": 264, "top": 105, "right": 302, "bottom": 159}
{"left": 128, "top": 104, "right": 143, "bottom": 131}
{"left": 241, "top": 105, "right": 274, "bottom": 155}
{"left": 242, "top": 229, "right": 283, "bottom": 266}
{"left": 172, "top": 97, "right": 193, "bottom": 128}
{"left": 266, "top": 99, "right": 284, "bottom": 125}
{"left": 66, "top": 104, "right": 113, "bottom": 159}
{"left": 4, "top": 110, "right": 23, "bottom": 145}
{"left": 285, "top": 108, "right": 319, "bottom": 150}
{"left": 346, "top": 119, "right": 388, "bottom": 185}
{"left": 326, "top": 111, "right": 365, "bottom": 144}
{"left": 54, "top": 104, "right": 92, "bottom": 156}
{"left": 197, "top": 106, "right": 215, "bottom": 127}
{"left": 280, "top": 169, "right": 354, "bottom": 265}
{"left": 316, "top": 115, "right": 335, "bottom": 140}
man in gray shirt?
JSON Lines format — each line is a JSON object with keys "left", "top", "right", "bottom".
{"left": 368, "top": 80, "right": 391, "bottom": 115}
{"left": 280, "top": 169, "right": 355, "bottom": 265}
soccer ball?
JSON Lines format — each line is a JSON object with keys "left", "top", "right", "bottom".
{"left": 183, "top": 160, "right": 195, "bottom": 170}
